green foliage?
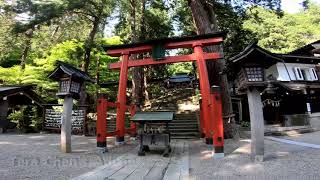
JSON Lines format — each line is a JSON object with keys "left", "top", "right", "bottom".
{"left": 0, "top": 37, "right": 121, "bottom": 102}
{"left": 7, "top": 109, "right": 23, "bottom": 124}
{"left": 244, "top": 4, "right": 320, "bottom": 53}
{"left": 241, "top": 121, "right": 250, "bottom": 128}
{"left": 0, "top": 0, "right": 320, "bottom": 113}
{"left": 7, "top": 106, "right": 41, "bottom": 132}
{"left": 8, "top": 106, "right": 33, "bottom": 132}
{"left": 115, "top": 0, "right": 172, "bottom": 41}
{"left": 167, "top": 62, "right": 193, "bottom": 75}
{"left": 0, "top": 11, "right": 23, "bottom": 67}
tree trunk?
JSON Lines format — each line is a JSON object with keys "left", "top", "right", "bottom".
{"left": 130, "top": 0, "right": 145, "bottom": 107}
{"left": 189, "top": 0, "right": 236, "bottom": 138}
{"left": 82, "top": 16, "right": 100, "bottom": 73}
{"left": 95, "top": 55, "right": 101, "bottom": 96}
{"left": 140, "top": 0, "right": 149, "bottom": 103}
{"left": 79, "top": 16, "right": 100, "bottom": 108}
{"left": 20, "top": 29, "right": 33, "bottom": 71}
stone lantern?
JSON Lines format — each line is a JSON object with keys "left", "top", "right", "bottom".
{"left": 49, "top": 61, "right": 94, "bottom": 153}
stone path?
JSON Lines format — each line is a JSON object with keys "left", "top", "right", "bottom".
{"left": 72, "top": 140, "right": 189, "bottom": 180}
{"left": 265, "top": 136, "right": 320, "bottom": 149}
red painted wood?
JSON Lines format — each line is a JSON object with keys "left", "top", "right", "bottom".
{"left": 106, "top": 130, "right": 119, "bottom": 137}
{"left": 193, "top": 45, "right": 212, "bottom": 140}
{"left": 211, "top": 91, "right": 224, "bottom": 148}
{"left": 107, "top": 102, "right": 117, "bottom": 108}
{"left": 199, "top": 100, "right": 205, "bottom": 137}
{"left": 109, "top": 53, "right": 221, "bottom": 69}
{"left": 125, "top": 128, "right": 136, "bottom": 134}
{"left": 167, "top": 37, "right": 223, "bottom": 49}
{"left": 115, "top": 53, "right": 129, "bottom": 142}
{"left": 106, "top": 37, "right": 223, "bottom": 56}
{"left": 103, "top": 35, "right": 224, "bottom": 148}
{"left": 107, "top": 45, "right": 153, "bottom": 56}
{"left": 96, "top": 97, "right": 107, "bottom": 146}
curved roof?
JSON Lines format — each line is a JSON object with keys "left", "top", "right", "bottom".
{"left": 289, "top": 40, "right": 320, "bottom": 56}
{"left": 48, "top": 61, "right": 94, "bottom": 83}
{"left": 0, "top": 85, "right": 45, "bottom": 107}
{"left": 229, "top": 42, "right": 282, "bottom": 64}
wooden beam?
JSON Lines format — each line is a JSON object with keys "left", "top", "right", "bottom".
{"left": 107, "top": 45, "right": 153, "bottom": 57}
{"left": 166, "top": 37, "right": 223, "bottom": 49}
{"left": 106, "top": 37, "right": 223, "bottom": 57}
{"left": 109, "top": 53, "right": 221, "bottom": 69}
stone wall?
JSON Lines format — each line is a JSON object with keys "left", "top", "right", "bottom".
{"left": 309, "top": 113, "right": 320, "bottom": 130}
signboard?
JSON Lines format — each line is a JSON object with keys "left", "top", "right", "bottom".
{"left": 44, "top": 109, "right": 85, "bottom": 133}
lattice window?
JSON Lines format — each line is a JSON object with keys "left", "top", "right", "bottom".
{"left": 60, "top": 80, "right": 70, "bottom": 92}
{"left": 245, "top": 67, "right": 264, "bottom": 82}
{"left": 70, "top": 81, "right": 80, "bottom": 93}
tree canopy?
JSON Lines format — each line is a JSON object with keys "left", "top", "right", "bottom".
{"left": 0, "top": 0, "right": 319, "bottom": 105}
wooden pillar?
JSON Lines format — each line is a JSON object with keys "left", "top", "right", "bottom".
{"left": 199, "top": 99, "right": 205, "bottom": 138}
{"left": 116, "top": 52, "right": 129, "bottom": 144}
{"left": 0, "top": 98, "right": 9, "bottom": 121}
{"left": 193, "top": 43, "right": 212, "bottom": 144}
{"left": 247, "top": 88, "right": 264, "bottom": 161}
{"left": 303, "top": 89, "right": 311, "bottom": 115}
{"left": 61, "top": 96, "right": 73, "bottom": 153}
{"left": 211, "top": 86, "right": 224, "bottom": 158}
{"left": 96, "top": 94, "right": 107, "bottom": 150}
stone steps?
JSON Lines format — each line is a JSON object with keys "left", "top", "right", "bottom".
{"left": 171, "top": 131, "right": 200, "bottom": 138}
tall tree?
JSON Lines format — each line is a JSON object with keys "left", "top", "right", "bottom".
{"left": 187, "top": 0, "right": 281, "bottom": 138}
{"left": 20, "top": 28, "right": 33, "bottom": 70}
{"left": 115, "top": 0, "right": 172, "bottom": 106}
{"left": 6, "top": 0, "right": 115, "bottom": 105}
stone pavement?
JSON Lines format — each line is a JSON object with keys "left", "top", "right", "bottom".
{"left": 72, "top": 140, "right": 189, "bottom": 180}
{"left": 73, "top": 132, "right": 320, "bottom": 180}
{"left": 1, "top": 132, "right": 320, "bottom": 180}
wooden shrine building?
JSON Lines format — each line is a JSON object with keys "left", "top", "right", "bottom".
{"left": 228, "top": 40, "right": 320, "bottom": 132}
{"left": 0, "top": 85, "right": 44, "bottom": 119}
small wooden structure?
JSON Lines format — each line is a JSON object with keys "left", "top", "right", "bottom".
{"left": 0, "top": 85, "right": 44, "bottom": 132}
{"left": 131, "top": 112, "right": 173, "bottom": 157}
{"left": 49, "top": 61, "right": 94, "bottom": 99}
{"left": 48, "top": 61, "right": 94, "bottom": 153}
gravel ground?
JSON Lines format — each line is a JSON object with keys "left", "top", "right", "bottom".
{"left": 279, "top": 130, "right": 320, "bottom": 145}
{"left": 1, "top": 132, "right": 320, "bottom": 180}
{"left": 189, "top": 132, "right": 320, "bottom": 180}
{"left": 0, "top": 133, "right": 137, "bottom": 180}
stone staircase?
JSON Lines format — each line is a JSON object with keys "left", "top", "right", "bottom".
{"left": 148, "top": 88, "right": 201, "bottom": 139}
{"left": 104, "top": 88, "right": 201, "bottom": 139}
{"left": 106, "top": 113, "right": 116, "bottom": 132}
{"left": 170, "top": 112, "right": 200, "bottom": 139}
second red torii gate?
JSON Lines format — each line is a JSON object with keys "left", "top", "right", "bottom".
{"left": 98, "top": 32, "right": 225, "bottom": 157}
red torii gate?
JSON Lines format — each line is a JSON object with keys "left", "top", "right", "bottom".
{"left": 97, "top": 32, "right": 225, "bottom": 156}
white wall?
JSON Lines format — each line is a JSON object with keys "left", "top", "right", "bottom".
{"left": 265, "top": 63, "right": 318, "bottom": 82}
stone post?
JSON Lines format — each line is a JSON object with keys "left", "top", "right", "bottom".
{"left": 61, "top": 96, "right": 73, "bottom": 153}
{"left": 247, "top": 88, "right": 264, "bottom": 162}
